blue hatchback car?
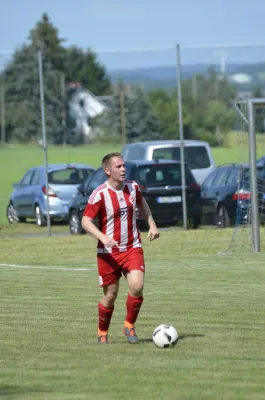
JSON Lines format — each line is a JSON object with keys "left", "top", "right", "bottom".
{"left": 7, "top": 163, "right": 95, "bottom": 226}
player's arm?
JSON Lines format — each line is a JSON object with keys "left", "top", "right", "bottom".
{"left": 137, "top": 197, "right": 160, "bottom": 241}
{"left": 81, "top": 193, "right": 121, "bottom": 248}
{"left": 81, "top": 216, "right": 106, "bottom": 242}
{"left": 137, "top": 197, "right": 156, "bottom": 228}
{"left": 82, "top": 215, "right": 120, "bottom": 248}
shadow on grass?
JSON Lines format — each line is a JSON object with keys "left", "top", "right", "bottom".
{"left": 139, "top": 333, "right": 205, "bottom": 344}
{"left": 0, "top": 384, "right": 49, "bottom": 397}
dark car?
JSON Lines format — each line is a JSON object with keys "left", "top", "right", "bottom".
{"left": 68, "top": 159, "right": 202, "bottom": 234}
{"left": 201, "top": 163, "right": 265, "bottom": 228}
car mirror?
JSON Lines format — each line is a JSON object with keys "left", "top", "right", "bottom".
{"left": 12, "top": 182, "right": 19, "bottom": 189}
{"left": 77, "top": 183, "right": 85, "bottom": 193}
{"left": 84, "top": 188, "right": 92, "bottom": 196}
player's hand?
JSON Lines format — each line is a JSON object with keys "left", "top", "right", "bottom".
{"left": 101, "top": 236, "right": 121, "bottom": 248}
{"left": 147, "top": 226, "right": 160, "bottom": 241}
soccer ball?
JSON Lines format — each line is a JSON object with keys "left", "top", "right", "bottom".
{"left": 152, "top": 324, "right": 178, "bottom": 348}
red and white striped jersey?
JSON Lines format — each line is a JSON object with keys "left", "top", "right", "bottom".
{"left": 83, "top": 180, "right": 143, "bottom": 253}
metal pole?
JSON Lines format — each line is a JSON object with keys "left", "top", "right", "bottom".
{"left": 119, "top": 83, "right": 127, "bottom": 147}
{"left": 38, "top": 49, "right": 51, "bottom": 236}
{"left": 0, "top": 80, "right": 5, "bottom": 144}
{"left": 60, "top": 73, "right": 67, "bottom": 147}
{"left": 176, "top": 44, "right": 187, "bottom": 230}
{"left": 248, "top": 99, "right": 260, "bottom": 252}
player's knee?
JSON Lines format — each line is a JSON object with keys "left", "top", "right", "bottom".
{"left": 129, "top": 281, "right": 144, "bottom": 297}
{"left": 103, "top": 287, "right": 118, "bottom": 306}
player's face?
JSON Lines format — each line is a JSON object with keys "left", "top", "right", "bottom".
{"left": 107, "top": 157, "right": 126, "bottom": 182}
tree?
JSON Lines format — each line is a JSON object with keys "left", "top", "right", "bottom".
{"left": 147, "top": 68, "right": 238, "bottom": 145}
{"left": 252, "top": 86, "right": 265, "bottom": 133}
{"left": 29, "top": 13, "right": 66, "bottom": 70}
{"left": 204, "top": 100, "right": 236, "bottom": 145}
{"left": 63, "top": 46, "right": 110, "bottom": 95}
{"left": 95, "top": 85, "right": 161, "bottom": 144}
{"left": 3, "top": 45, "right": 61, "bottom": 143}
{"left": 126, "top": 86, "right": 161, "bottom": 142}
{"left": 148, "top": 89, "right": 192, "bottom": 140}
{"left": 1, "top": 13, "right": 111, "bottom": 143}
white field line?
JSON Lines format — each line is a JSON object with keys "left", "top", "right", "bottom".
{"left": 1, "top": 257, "right": 264, "bottom": 272}
{"left": 0, "top": 263, "right": 96, "bottom": 271}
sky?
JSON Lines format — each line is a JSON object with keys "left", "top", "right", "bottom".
{"left": 1, "top": 0, "right": 265, "bottom": 70}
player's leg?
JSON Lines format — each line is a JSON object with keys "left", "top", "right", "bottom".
{"left": 122, "top": 248, "right": 145, "bottom": 343}
{"left": 97, "top": 254, "right": 121, "bottom": 344}
{"left": 97, "top": 282, "right": 119, "bottom": 343}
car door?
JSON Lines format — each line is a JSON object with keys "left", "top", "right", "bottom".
{"left": 82, "top": 168, "right": 106, "bottom": 225}
{"left": 14, "top": 170, "right": 34, "bottom": 215}
{"left": 28, "top": 169, "right": 43, "bottom": 217}
{"left": 200, "top": 170, "right": 218, "bottom": 223}
{"left": 223, "top": 167, "right": 240, "bottom": 219}
{"left": 85, "top": 168, "right": 106, "bottom": 195}
{"left": 204, "top": 168, "right": 231, "bottom": 223}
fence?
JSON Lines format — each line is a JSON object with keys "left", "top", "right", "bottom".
{"left": 1, "top": 43, "right": 265, "bottom": 250}
{"left": 2, "top": 43, "right": 265, "bottom": 147}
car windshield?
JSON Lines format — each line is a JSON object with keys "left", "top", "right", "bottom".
{"left": 134, "top": 164, "right": 195, "bottom": 187}
{"left": 48, "top": 168, "right": 93, "bottom": 185}
{"left": 152, "top": 146, "right": 211, "bottom": 169}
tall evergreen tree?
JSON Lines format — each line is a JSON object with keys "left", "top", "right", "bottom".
{"left": 1, "top": 13, "right": 111, "bottom": 143}
{"left": 95, "top": 85, "right": 161, "bottom": 143}
{"left": 63, "top": 46, "right": 110, "bottom": 95}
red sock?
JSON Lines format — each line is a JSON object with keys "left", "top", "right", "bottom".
{"left": 125, "top": 294, "right": 143, "bottom": 325}
{"left": 98, "top": 303, "right": 114, "bottom": 332}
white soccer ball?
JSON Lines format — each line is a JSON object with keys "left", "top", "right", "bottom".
{"left": 152, "top": 324, "right": 179, "bottom": 348}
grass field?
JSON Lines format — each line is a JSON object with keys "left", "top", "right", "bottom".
{"left": 1, "top": 132, "right": 265, "bottom": 226}
{"left": 1, "top": 230, "right": 265, "bottom": 400}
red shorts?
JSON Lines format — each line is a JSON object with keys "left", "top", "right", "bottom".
{"left": 97, "top": 247, "right": 145, "bottom": 287}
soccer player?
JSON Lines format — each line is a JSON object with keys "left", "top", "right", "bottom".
{"left": 81, "top": 152, "right": 160, "bottom": 344}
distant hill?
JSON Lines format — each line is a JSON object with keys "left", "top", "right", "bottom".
{"left": 109, "top": 63, "right": 265, "bottom": 92}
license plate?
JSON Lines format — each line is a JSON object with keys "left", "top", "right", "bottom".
{"left": 156, "top": 196, "right": 182, "bottom": 203}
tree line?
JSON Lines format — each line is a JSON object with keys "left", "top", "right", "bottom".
{"left": 0, "top": 13, "right": 262, "bottom": 146}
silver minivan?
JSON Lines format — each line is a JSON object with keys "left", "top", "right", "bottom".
{"left": 121, "top": 140, "right": 215, "bottom": 185}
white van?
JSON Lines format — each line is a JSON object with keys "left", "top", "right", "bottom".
{"left": 121, "top": 140, "right": 215, "bottom": 185}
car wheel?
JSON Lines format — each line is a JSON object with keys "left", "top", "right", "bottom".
{"left": 69, "top": 210, "right": 85, "bottom": 235}
{"left": 6, "top": 203, "right": 25, "bottom": 223}
{"left": 217, "top": 205, "right": 230, "bottom": 228}
{"left": 35, "top": 205, "right": 46, "bottom": 227}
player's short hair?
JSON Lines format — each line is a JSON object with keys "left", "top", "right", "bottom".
{"left": 101, "top": 152, "right": 123, "bottom": 169}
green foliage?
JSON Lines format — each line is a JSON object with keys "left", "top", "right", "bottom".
{"left": 0, "top": 13, "right": 110, "bottom": 144}
{"left": 3, "top": 45, "right": 61, "bottom": 143}
{"left": 126, "top": 86, "right": 161, "bottom": 142}
{"left": 148, "top": 89, "right": 192, "bottom": 140}
{"left": 63, "top": 46, "right": 110, "bottom": 95}
{"left": 148, "top": 68, "right": 237, "bottom": 145}
{"left": 252, "top": 86, "right": 265, "bottom": 133}
{"left": 96, "top": 85, "right": 161, "bottom": 143}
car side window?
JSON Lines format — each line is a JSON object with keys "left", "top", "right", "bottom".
{"left": 201, "top": 171, "right": 216, "bottom": 189}
{"left": 87, "top": 169, "right": 105, "bottom": 193}
{"left": 226, "top": 168, "right": 239, "bottom": 185}
{"left": 30, "top": 170, "right": 42, "bottom": 186}
{"left": 20, "top": 171, "right": 33, "bottom": 187}
{"left": 212, "top": 169, "right": 230, "bottom": 186}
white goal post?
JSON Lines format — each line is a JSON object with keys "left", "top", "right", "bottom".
{"left": 235, "top": 98, "right": 265, "bottom": 252}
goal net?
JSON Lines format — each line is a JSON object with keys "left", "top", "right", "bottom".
{"left": 224, "top": 99, "right": 265, "bottom": 253}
